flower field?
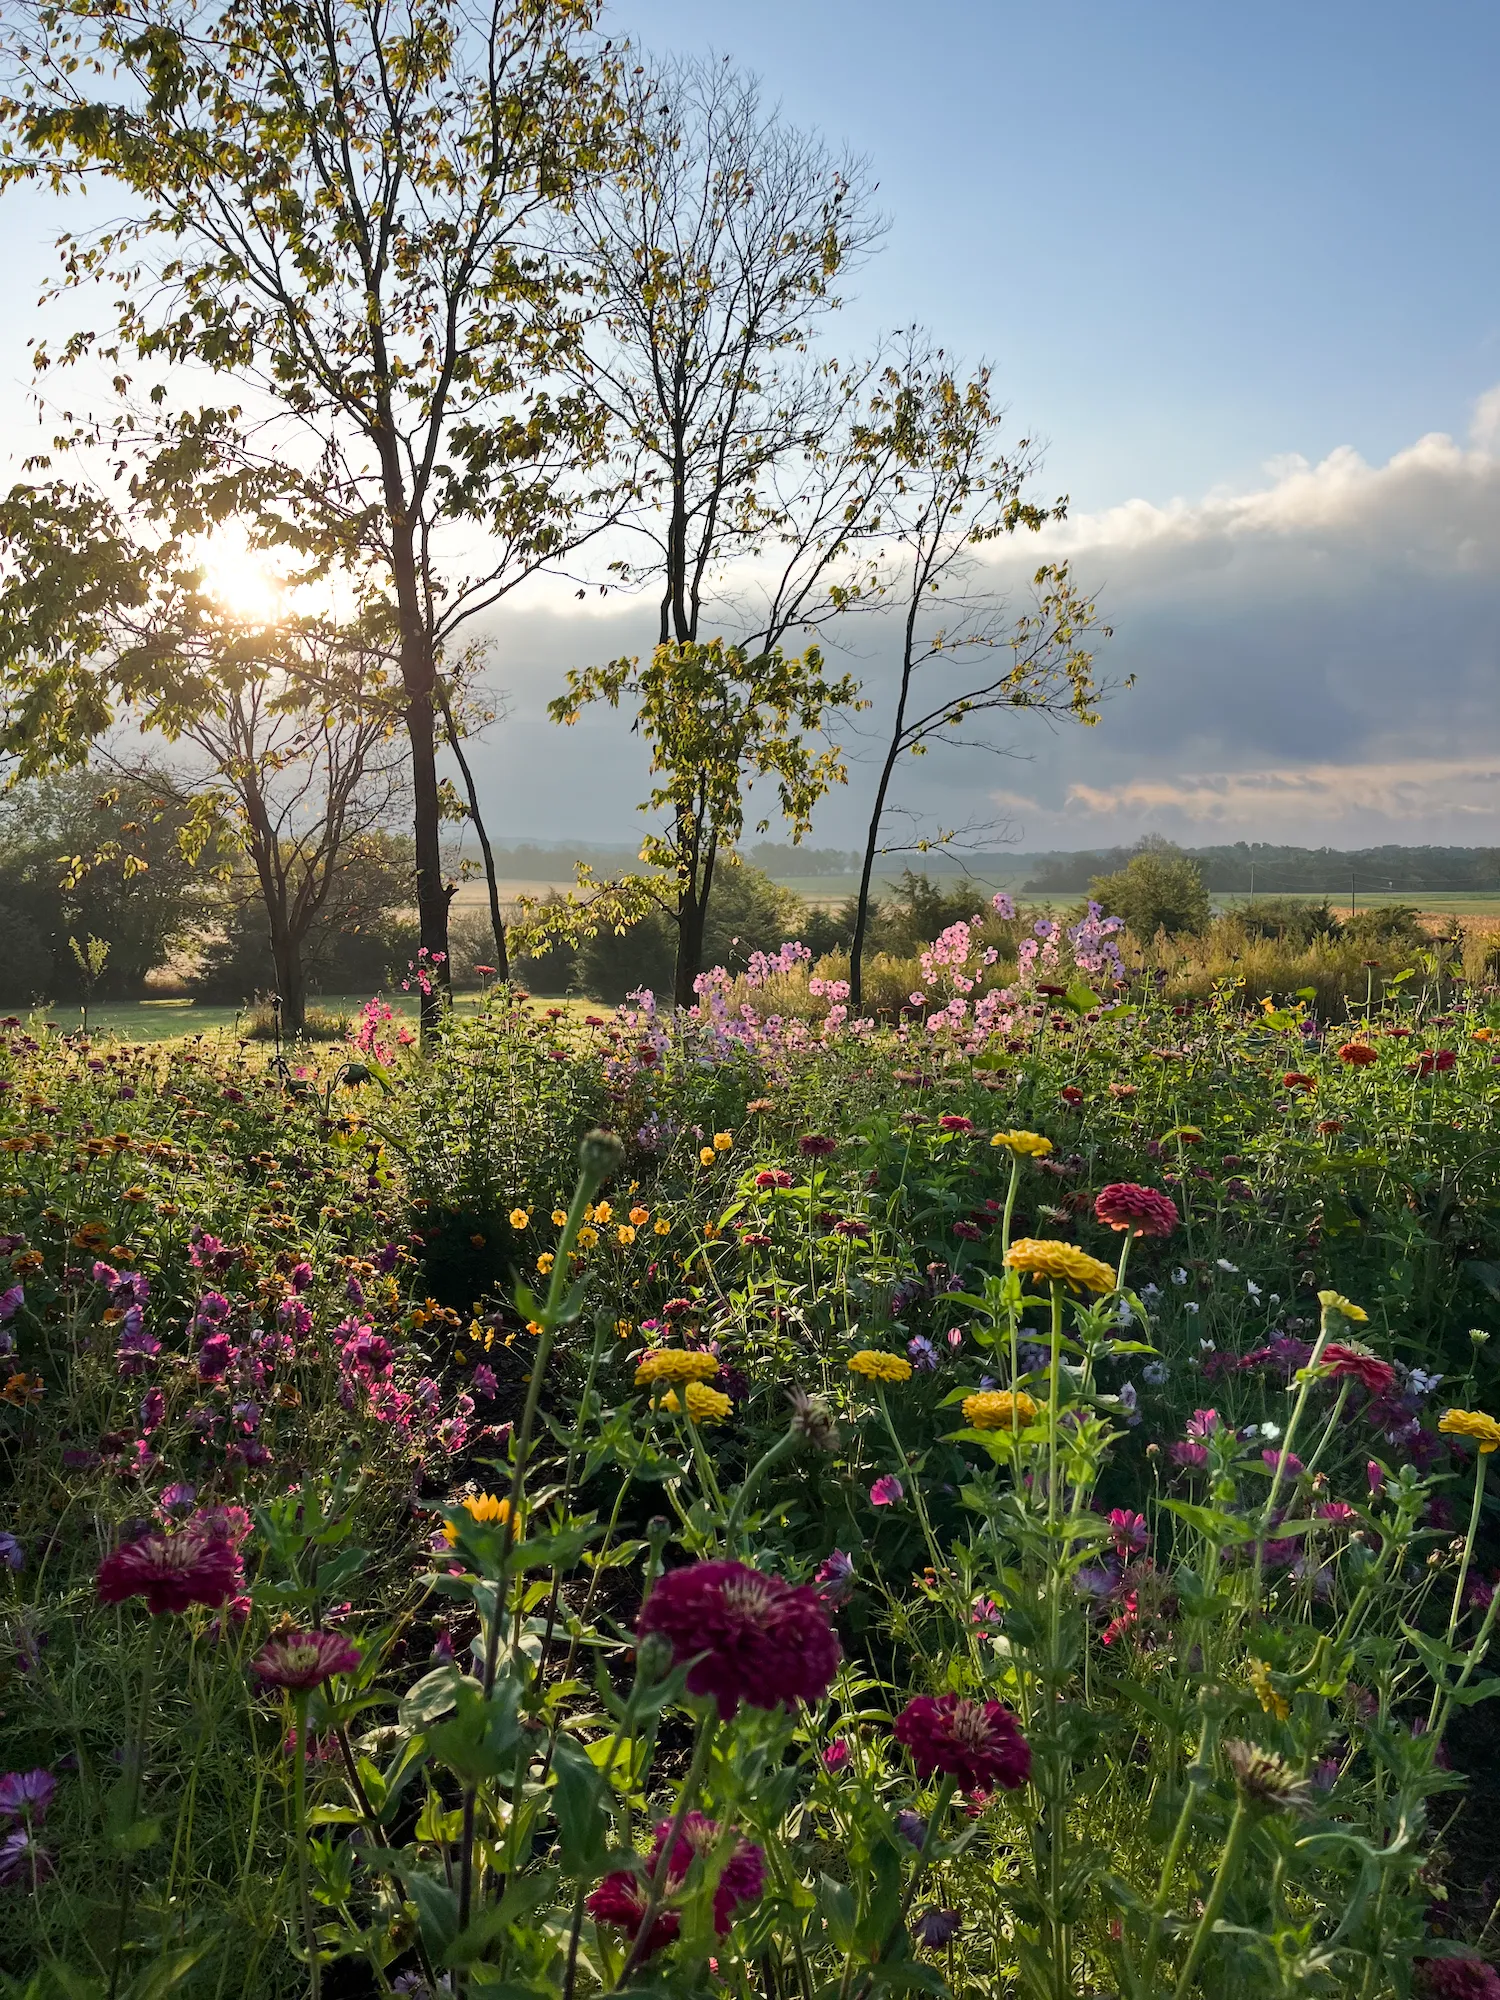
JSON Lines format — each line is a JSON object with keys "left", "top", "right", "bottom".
{"left": 2, "top": 962, "right": 1500, "bottom": 2000}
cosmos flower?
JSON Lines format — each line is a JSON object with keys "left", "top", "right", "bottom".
{"left": 0, "top": 1769, "right": 55, "bottom": 1823}
{"left": 813, "top": 1549, "right": 856, "bottom": 1606}
{"left": 634, "top": 1560, "right": 841, "bottom": 1718}
{"left": 892, "top": 1694, "right": 1031, "bottom": 1791}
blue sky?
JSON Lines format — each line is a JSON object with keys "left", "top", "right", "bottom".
{"left": 4, "top": 1, "right": 1500, "bottom": 851}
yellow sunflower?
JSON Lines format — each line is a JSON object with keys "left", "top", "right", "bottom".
{"left": 442, "top": 1492, "right": 514, "bottom": 1545}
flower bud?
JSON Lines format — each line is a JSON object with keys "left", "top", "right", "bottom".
{"left": 579, "top": 1129, "right": 625, "bottom": 1184}
{"left": 634, "top": 1631, "right": 674, "bottom": 1685}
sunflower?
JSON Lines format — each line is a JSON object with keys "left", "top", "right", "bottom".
{"left": 442, "top": 1492, "right": 514, "bottom": 1545}
{"left": 1005, "top": 1238, "right": 1115, "bottom": 1294}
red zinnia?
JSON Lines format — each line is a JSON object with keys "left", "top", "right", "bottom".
{"left": 892, "top": 1693, "right": 1031, "bottom": 1791}
{"left": 1337, "top": 1041, "right": 1378, "bottom": 1066}
{"left": 585, "top": 1813, "right": 765, "bottom": 1954}
{"left": 1282, "top": 1072, "right": 1316, "bottom": 1091}
{"left": 252, "top": 1628, "right": 362, "bottom": 1689}
{"left": 798, "top": 1135, "right": 837, "bottom": 1157}
{"left": 1093, "top": 1183, "right": 1179, "bottom": 1238}
{"left": 937, "top": 1115, "right": 974, "bottom": 1134}
{"left": 1058, "top": 1086, "right": 1084, "bottom": 1107}
{"left": 1323, "top": 1342, "right": 1398, "bottom": 1396}
{"left": 635, "top": 1560, "right": 841, "bottom": 1718}
{"left": 97, "top": 1526, "right": 244, "bottom": 1617}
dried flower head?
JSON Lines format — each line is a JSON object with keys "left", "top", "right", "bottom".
{"left": 787, "top": 1385, "right": 840, "bottom": 1453}
{"left": 1005, "top": 1238, "right": 1116, "bottom": 1295}
{"left": 1223, "top": 1738, "right": 1316, "bottom": 1813}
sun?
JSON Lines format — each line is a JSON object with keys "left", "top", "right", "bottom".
{"left": 196, "top": 533, "right": 287, "bottom": 626}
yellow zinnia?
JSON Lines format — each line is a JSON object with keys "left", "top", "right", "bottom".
{"left": 1438, "top": 1407, "right": 1500, "bottom": 1454}
{"left": 508, "top": 1207, "right": 530, "bottom": 1229}
{"left": 683, "top": 1380, "right": 732, "bottom": 1425}
{"left": 699, "top": 1147, "right": 716, "bottom": 1167}
{"left": 1005, "top": 1238, "right": 1115, "bottom": 1294}
{"left": 713, "top": 1131, "right": 734, "bottom": 1152}
{"left": 963, "top": 1389, "right": 1038, "bottom": 1430}
{"left": 442, "top": 1492, "right": 514, "bottom": 1545}
{"left": 847, "top": 1350, "right": 914, "bottom": 1385}
{"left": 1317, "top": 1289, "right": 1368, "bottom": 1325}
{"left": 635, "top": 1348, "right": 721, "bottom": 1387}
{"left": 991, "top": 1130, "right": 1053, "bottom": 1157}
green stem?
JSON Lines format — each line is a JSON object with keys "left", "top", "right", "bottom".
{"left": 1252, "top": 1310, "right": 1336, "bottom": 1609}
{"left": 875, "top": 1383, "right": 946, "bottom": 1583}
{"left": 1171, "top": 1800, "right": 1250, "bottom": 2000}
{"left": 1140, "top": 1712, "right": 1217, "bottom": 1988}
{"left": 107, "top": 1611, "right": 164, "bottom": 2000}
{"left": 609, "top": 1713, "right": 717, "bottom": 1992}
{"left": 292, "top": 1691, "right": 320, "bottom": 2000}
{"left": 724, "top": 1427, "right": 798, "bottom": 1545}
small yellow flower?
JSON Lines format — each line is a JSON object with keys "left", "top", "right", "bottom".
{"left": 576, "top": 1226, "right": 599, "bottom": 1249}
{"left": 593, "top": 1200, "right": 613, "bottom": 1226}
{"left": 683, "top": 1380, "right": 732, "bottom": 1424}
{"left": 616, "top": 1224, "right": 636, "bottom": 1245}
{"left": 526, "top": 1320, "right": 544, "bottom": 1336}
{"left": 654, "top": 1217, "right": 672, "bottom": 1236}
{"left": 551, "top": 1209, "right": 567, "bottom": 1227}
{"left": 847, "top": 1349, "right": 914, "bottom": 1385}
{"left": 990, "top": 1130, "right": 1053, "bottom": 1157}
{"left": 1317, "top": 1290, "right": 1368, "bottom": 1325}
{"left": 1249, "top": 1658, "right": 1290, "bottom": 1721}
{"left": 657, "top": 1388, "right": 681, "bottom": 1413}
{"left": 508, "top": 1207, "right": 530, "bottom": 1229}
{"left": 536, "top": 1252, "right": 555, "bottom": 1275}
{"left": 963, "top": 1389, "right": 1038, "bottom": 1430}
{"left": 1438, "top": 1407, "right": 1500, "bottom": 1454}
{"left": 615, "top": 1318, "right": 634, "bottom": 1338}
{"left": 713, "top": 1131, "right": 733, "bottom": 1152}
{"left": 699, "top": 1147, "right": 716, "bottom": 1167}
{"left": 629, "top": 1206, "right": 650, "bottom": 1226}
{"left": 635, "top": 1348, "right": 721, "bottom": 1387}
{"left": 1005, "top": 1238, "right": 1116, "bottom": 1294}
{"left": 1474, "top": 1026, "right": 1493, "bottom": 1043}
{"left": 442, "top": 1492, "right": 514, "bottom": 1545}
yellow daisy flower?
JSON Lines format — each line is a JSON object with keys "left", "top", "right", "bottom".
{"left": 1005, "top": 1238, "right": 1115, "bottom": 1294}
{"left": 616, "top": 1224, "right": 636, "bottom": 1245}
{"left": 535, "top": 1252, "right": 555, "bottom": 1275}
{"left": 847, "top": 1350, "right": 914, "bottom": 1385}
{"left": 1438, "top": 1408, "right": 1500, "bottom": 1454}
{"left": 654, "top": 1217, "right": 672, "bottom": 1236}
{"left": 990, "top": 1130, "right": 1053, "bottom": 1157}
{"left": 713, "top": 1131, "right": 733, "bottom": 1152}
{"left": 508, "top": 1207, "right": 530, "bottom": 1229}
{"left": 593, "top": 1201, "right": 613, "bottom": 1226}
{"left": 576, "top": 1226, "right": 599, "bottom": 1249}
{"left": 699, "top": 1147, "right": 716, "bottom": 1167}
{"left": 442, "top": 1492, "right": 514, "bottom": 1545}
{"left": 1317, "top": 1290, "right": 1368, "bottom": 1325}
{"left": 635, "top": 1348, "right": 721, "bottom": 1387}
{"left": 551, "top": 1208, "right": 567, "bottom": 1227}
{"left": 963, "top": 1389, "right": 1038, "bottom": 1430}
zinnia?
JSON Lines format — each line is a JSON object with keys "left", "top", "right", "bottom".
{"left": 585, "top": 1812, "right": 765, "bottom": 1954}
{"left": 1093, "top": 1182, "right": 1179, "bottom": 1237}
{"left": 635, "top": 1349, "right": 721, "bottom": 1388}
{"left": 96, "top": 1525, "right": 243, "bottom": 1616}
{"left": 1439, "top": 1408, "right": 1500, "bottom": 1455}
{"left": 635, "top": 1560, "right": 841, "bottom": 1718}
{"left": 847, "top": 1350, "right": 913, "bottom": 1385}
{"left": 990, "top": 1130, "right": 1052, "bottom": 1157}
{"left": 892, "top": 1693, "right": 1031, "bottom": 1791}
{"left": 252, "top": 1628, "right": 361, "bottom": 1689}
{"left": 1005, "top": 1238, "right": 1115, "bottom": 1295}
{"left": 1337, "top": 1041, "right": 1379, "bottom": 1066}
{"left": 1323, "top": 1342, "right": 1398, "bottom": 1396}
{"left": 962, "top": 1389, "right": 1037, "bottom": 1430}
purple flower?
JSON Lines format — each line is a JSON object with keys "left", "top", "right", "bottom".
{"left": 290, "top": 1262, "right": 314, "bottom": 1292}
{"left": 139, "top": 1389, "right": 165, "bottom": 1434}
{"left": 814, "top": 1549, "right": 856, "bottom": 1606}
{"left": 0, "top": 1826, "right": 52, "bottom": 1887}
{"left": 912, "top": 1908, "right": 962, "bottom": 1948}
{"left": 0, "top": 1285, "right": 22, "bottom": 1324}
{"left": 893, "top": 1809, "right": 927, "bottom": 1847}
{"left": 906, "top": 1335, "right": 938, "bottom": 1372}
{"left": 197, "top": 1333, "right": 236, "bottom": 1383}
{"left": 471, "top": 1364, "right": 498, "bottom": 1399}
{"left": 157, "top": 1483, "right": 197, "bottom": 1518}
{"left": 0, "top": 1769, "right": 55, "bottom": 1823}
{"left": 0, "top": 1534, "right": 22, "bottom": 1571}
{"left": 822, "top": 1738, "right": 850, "bottom": 1771}
{"left": 869, "top": 1475, "right": 905, "bottom": 1507}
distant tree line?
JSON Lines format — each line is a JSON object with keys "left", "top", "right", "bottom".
{"left": 1027, "top": 837, "right": 1500, "bottom": 895}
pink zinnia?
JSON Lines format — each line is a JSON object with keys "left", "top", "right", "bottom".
{"left": 1093, "top": 1183, "right": 1179, "bottom": 1238}
{"left": 798, "top": 1134, "right": 837, "bottom": 1157}
{"left": 635, "top": 1560, "right": 841, "bottom": 1718}
{"left": 97, "top": 1527, "right": 243, "bottom": 1617}
{"left": 937, "top": 1115, "right": 974, "bottom": 1134}
{"left": 585, "top": 1813, "right": 765, "bottom": 1953}
{"left": 1107, "top": 1509, "right": 1151, "bottom": 1555}
{"left": 893, "top": 1694, "right": 1031, "bottom": 1792}
{"left": 1417, "top": 1959, "right": 1500, "bottom": 2000}
{"left": 1323, "top": 1343, "right": 1398, "bottom": 1396}
{"left": 252, "top": 1628, "right": 362, "bottom": 1690}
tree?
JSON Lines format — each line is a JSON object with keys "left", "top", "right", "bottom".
{"left": 0, "top": 0, "right": 622, "bottom": 1032}
{"left": 1090, "top": 850, "right": 1211, "bottom": 939}
{"left": 847, "top": 342, "right": 1114, "bottom": 1013}
{"left": 550, "top": 636, "right": 859, "bottom": 1007}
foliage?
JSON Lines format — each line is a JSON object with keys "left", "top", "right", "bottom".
{"left": 1235, "top": 897, "right": 1341, "bottom": 946}
{"left": 1092, "top": 849, "right": 1213, "bottom": 938}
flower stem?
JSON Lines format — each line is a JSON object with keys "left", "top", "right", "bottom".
{"left": 609, "top": 1712, "right": 717, "bottom": 1991}
{"left": 292, "top": 1691, "right": 320, "bottom": 2000}
{"left": 1171, "top": 1799, "right": 1250, "bottom": 2000}
{"left": 107, "top": 1611, "right": 163, "bottom": 2000}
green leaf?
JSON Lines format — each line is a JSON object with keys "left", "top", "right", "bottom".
{"left": 550, "top": 1733, "right": 611, "bottom": 1879}
{"left": 1161, "top": 1499, "right": 1255, "bottom": 1544}
{"left": 399, "top": 1664, "right": 468, "bottom": 1726}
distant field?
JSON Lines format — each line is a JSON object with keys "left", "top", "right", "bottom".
{"left": 40, "top": 991, "right": 603, "bottom": 1045}
{"left": 1212, "top": 890, "right": 1500, "bottom": 920}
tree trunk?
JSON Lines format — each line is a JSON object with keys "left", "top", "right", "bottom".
{"left": 850, "top": 740, "right": 905, "bottom": 1016}
{"left": 437, "top": 684, "right": 508, "bottom": 979}
{"left": 673, "top": 837, "right": 717, "bottom": 1008}
{"left": 270, "top": 921, "right": 307, "bottom": 1039}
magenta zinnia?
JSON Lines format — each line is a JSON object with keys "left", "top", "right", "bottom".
{"left": 96, "top": 1525, "right": 244, "bottom": 1616}
{"left": 635, "top": 1559, "right": 841, "bottom": 1718}
{"left": 252, "top": 1628, "right": 362, "bottom": 1689}
{"left": 1323, "top": 1342, "right": 1399, "bottom": 1396}
{"left": 892, "top": 1693, "right": 1031, "bottom": 1791}
{"left": 1093, "top": 1183, "right": 1179, "bottom": 1237}
{"left": 584, "top": 1812, "right": 766, "bottom": 1954}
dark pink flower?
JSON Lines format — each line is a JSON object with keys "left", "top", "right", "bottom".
{"left": 651, "top": 1812, "right": 765, "bottom": 1932}
{"left": 814, "top": 1549, "right": 856, "bottom": 1606}
{"left": 635, "top": 1560, "right": 841, "bottom": 1718}
{"left": 96, "top": 1527, "right": 243, "bottom": 1616}
{"left": 252, "top": 1628, "right": 362, "bottom": 1689}
{"left": 870, "top": 1475, "right": 904, "bottom": 1507}
{"left": 585, "top": 1871, "right": 677, "bottom": 1956}
{"left": 798, "top": 1134, "right": 837, "bottom": 1158}
{"left": 1323, "top": 1343, "right": 1398, "bottom": 1396}
{"left": 1094, "top": 1183, "right": 1179, "bottom": 1238}
{"left": 937, "top": 1115, "right": 974, "bottom": 1134}
{"left": 1417, "top": 1960, "right": 1500, "bottom": 2000}
{"left": 754, "top": 1170, "right": 793, "bottom": 1190}
{"left": 1107, "top": 1509, "right": 1151, "bottom": 1555}
{"left": 893, "top": 1694, "right": 1031, "bottom": 1791}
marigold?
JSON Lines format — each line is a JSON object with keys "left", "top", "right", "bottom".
{"left": 536, "top": 1252, "right": 555, "bottom": 1275}
{"left": 1439, "top": 1407, "right": 1500, "bottom": 1455}
{"left": 699, "top": 1147, "right": 716, "bottom": 1167}
{"left": 616, "top": 1225, "right": 636, "bottom": 1245}
{"left": 847, "top": 1349, "right": 914, "bottom": 1385}
{"left": 635, "top": 1348, "right": 721, "bottom": 1387}
{"left": 990, "top": 1130, "right": 1053, "bottom": 1157}
{"left": 551, "top": 1208, "right": 567, "bottom": 1227}
{"left": 1005, "top": 1237, "right": 1115, "bottom": 1294}
{"left": 629, "top": 1206, "right": 650, "bottom": 1226}
{"left": 1316, "top": 1289, "right": 1367, "bottom": 1324}
{"left": 713, "top": 1131, "right": 733, "bottom": 1151}
{"left": 654, "top": 1217, "right": 672, "bottom": 1235}
{"left": 963, "top": 1389, "right": 1038, "bottom": 1429}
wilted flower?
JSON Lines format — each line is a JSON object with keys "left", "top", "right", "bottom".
{"left": 912, "top": 1908, "right": 963, "bottom": 1948}
{"left": 1223, "top": 1739, "right": 1316, "bottom": 1813}
{"left": 893, "top": 1693, "right": 1031, "bottom": 1791}
{"left": 634, "top": 1559, "right": 841, "bottom": 1718}
{"left": 786, "top": 1385, "right": 840, "bottom": 1452}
